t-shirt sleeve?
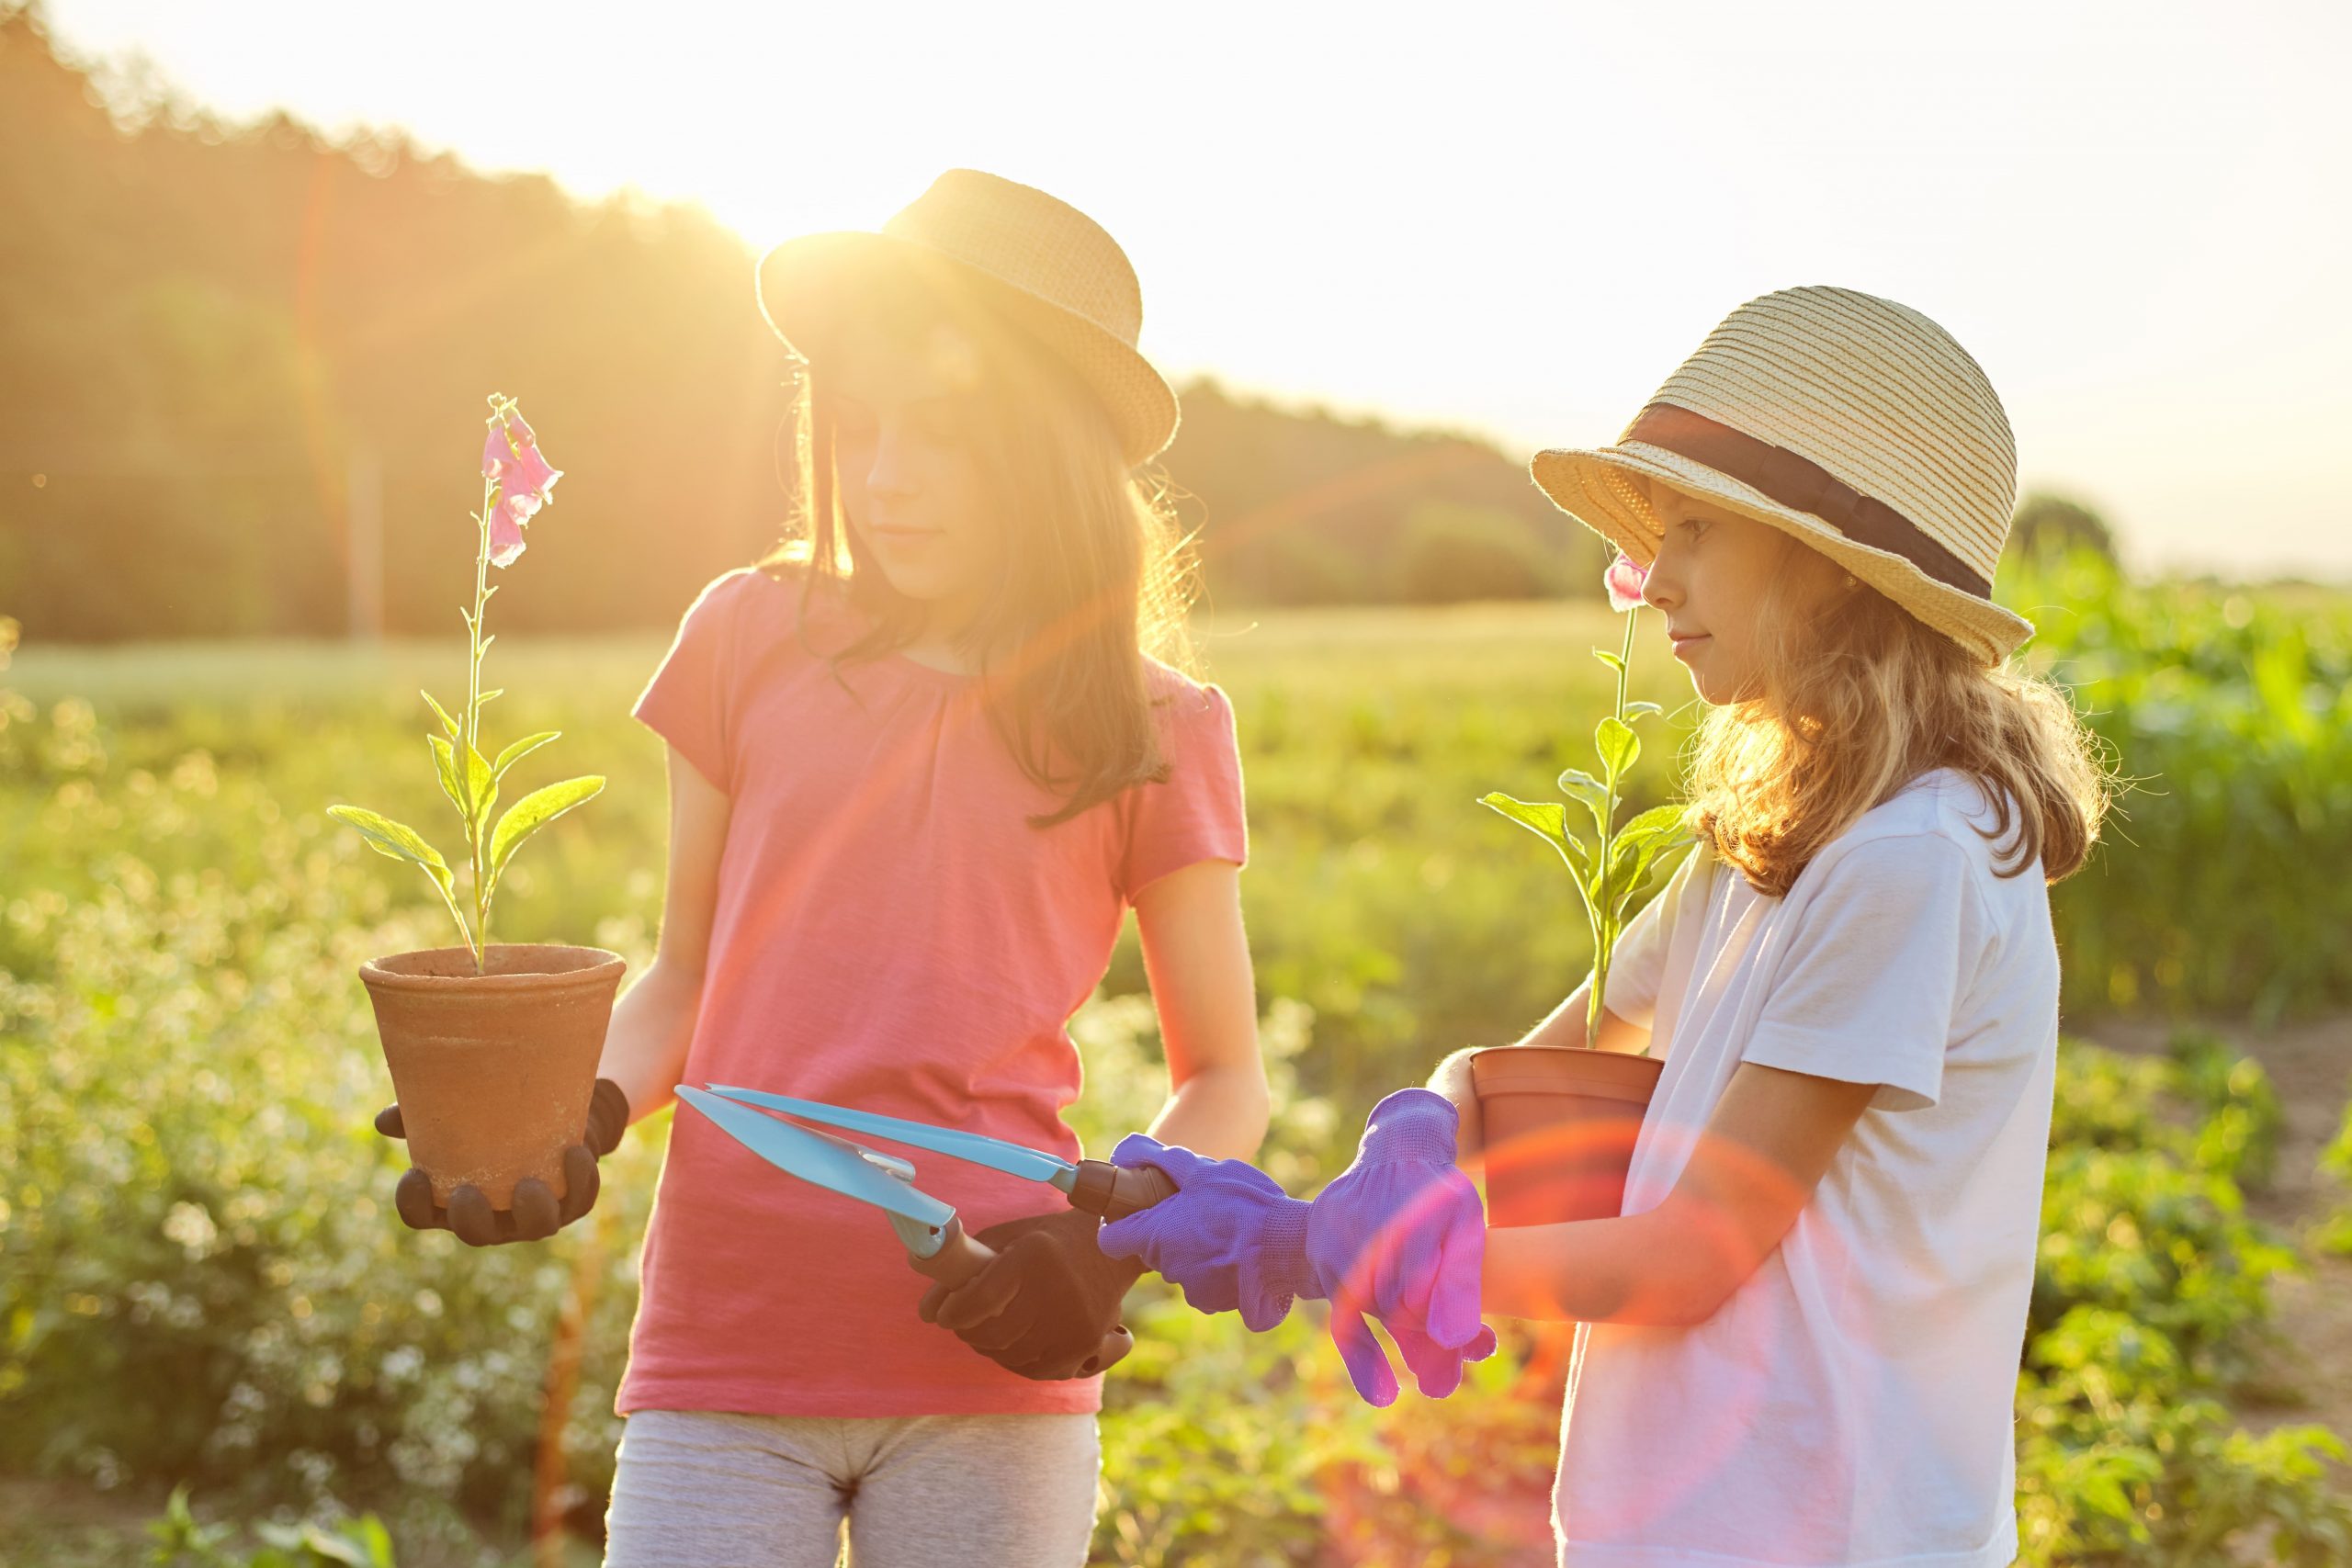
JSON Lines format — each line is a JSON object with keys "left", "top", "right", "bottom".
{"left": 1117, "top": 682, "right": 1249, "bottom": 902}
{"left": 632, "top": 571, "right": 750, "bottom": 795}
{"left": 1596, "top": 842, "right": 1701, "bottom": 1030}
{"left": 1741, "top": 832, "right": 1984, "bottom": 1112}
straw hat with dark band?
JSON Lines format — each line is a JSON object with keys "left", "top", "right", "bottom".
{"left": 1532, "top": 286, "right": 2034, "bottom": 663}
{"left": 756, "top": 169, "right": 1180, "bottom": 467}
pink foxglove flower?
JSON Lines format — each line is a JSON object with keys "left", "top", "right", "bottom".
{"left": 487, "top": 506, "right": 529, "bottom": 569}
{"left": 1603, "top": 552, "right": 1648, "bottom": 612}
{"left": 481, "top": 412, "right": 563, "bottom": 570}
{"left": 327, "top": 395, "right": 605, "bottom": 975}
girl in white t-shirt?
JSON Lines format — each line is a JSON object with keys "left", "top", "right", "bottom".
{"left": 1102, "top": 288, "right": 2111, "bottom": 1567}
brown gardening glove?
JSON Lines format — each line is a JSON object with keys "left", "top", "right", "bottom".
{"left": 373, "top": 1077, "right": 629, "bottom": 1247}
{"left": 918, "top": 1208, "right": 1145, "bottom": 1380}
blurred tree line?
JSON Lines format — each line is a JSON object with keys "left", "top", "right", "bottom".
{"left": 0, "top": 5, "right": 1602, "bottom": 643}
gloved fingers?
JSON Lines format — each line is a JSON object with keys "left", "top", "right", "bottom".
{"left": 956, "top": 1296, "right": 1045, "bottom": 1356}
{"left": 1003, "top": 1346, "right": 1083, "bottom": 1382}
{"left": 917, "top": 1279, "right": 952, "bottom": 1325}
{"left": 447, "top": 1184, "right": 503, "bottom": 1247}
{"left": 1389, "top": 1317, "right": 1497, "bottom": 1400}
{"left": 1357, "top": 1089, "right": 1462, "bottom": 1168}
{"left": 1097, "top": 1204, "right": 1172, "bottom": 1262}
{"left": 374, "top": 1103, "right": 407, "bottom": 1141}
{"left": 392, "top": 1167, "right": 440, "bottom": 1232}
{"left": 930, "top": 1251, "right": 1027, "bottom": 1335}
{"left": 1235, "top": 1283, "right": 1295, "bottom": 1335}
{"left": 556, "top": 1145, "right": 600, "bottom": 1226}
{"left": 1109, "top": 1133, "right": 1204, "bottom": 1184}
{"left": 1329, "top": 1303, "right": 1401, "bottom": 1408}
{"left": 1423, "top": 1202, "right": 1489, "bottom": 1350}
{"left": 1009, "top": 1335, "right": 1109, "bottom": 1382}
{"left": 1173, "top": 1271, "right": 1247, "bottom": 1320}
{"left": 584, "top": 1077, "right": 631, "bottom": 1156}
{"left": 509, "top": 1177, "right": 561, "bottom": 1242}
{"left": 1386, "top": 1319, "right": 1463, "bottom": 1399}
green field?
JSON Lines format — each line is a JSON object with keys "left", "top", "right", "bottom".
{"left": 6, "top": 585, "right": 2352, "bottom": 1564}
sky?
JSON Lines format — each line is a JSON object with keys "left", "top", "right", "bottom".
{"left": 40, "top": 0, "right": 2352, "bottom": 577}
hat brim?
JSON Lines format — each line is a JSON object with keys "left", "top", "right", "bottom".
{"left": 755, "top": 231, "right": 1180, "bottom": 467}
{"left": 1532, "top": 441, "right": 2034, "bottom": 665}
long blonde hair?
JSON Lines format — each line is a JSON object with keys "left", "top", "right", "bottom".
{"left": 1685, "top": 537, "right": 2109, "bottom": 896}
{"left": 761, "top": 265, "right": 1197, "bottom": 825}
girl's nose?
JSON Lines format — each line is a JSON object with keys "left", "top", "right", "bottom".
{"left": 865, "top": 432, "right": 919, "bottom": 500}
{"left": 1641, "top": 553, "right": 1681, "bottom": 611}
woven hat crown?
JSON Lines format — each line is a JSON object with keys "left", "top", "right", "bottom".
{"left": 758, "top": 168, "right": 1178, "bottom": 463}
{"left": 885, "top": 169, "right": 1146, "bottom": 349}
{"left": 1640, "top": 287, "right": 2018, "bottom": 585}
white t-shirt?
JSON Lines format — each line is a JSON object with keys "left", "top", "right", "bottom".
{"left": 1553, "top": 769, "right": 2058, "bottom": 1568}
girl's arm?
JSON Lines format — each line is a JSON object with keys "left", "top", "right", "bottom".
{"left": 1131, "top": 860, "right": 1270, "bottom": 1161}
{"left": 596, "top": 747, "right": 729, "bottom": 1124}
{"left": 1479, "top": 1061, "right": 1879, "bottom": 1325}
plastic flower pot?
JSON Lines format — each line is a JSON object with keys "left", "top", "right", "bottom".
{"left": 357, "top": 943, "right": 625, "bottom": 1207}
{"left": 1471, "top": 1046, "right": 1663, "bottom": 1227}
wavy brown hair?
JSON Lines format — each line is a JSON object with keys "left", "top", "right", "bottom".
{"left": 1685, "top": 537, "right": 2110, "bottom": 896}
{"left": 759, "top": 264, "right": 1196, "bottom": 825}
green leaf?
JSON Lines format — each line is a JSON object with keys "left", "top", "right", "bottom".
{"left": 1479, "top": 791, "right": 1590, "bottom": 876}
{"left": 479, "top": 687, "right": 505, "bottom": 705}
{"left": 428, "top": 735, "right": 469, "bottom": 819}
{"left": 1555, "top": 768, "right": 1611, "bottom": 831}
{"left": 1592, "top": 649, "right": 1625, "bottom": 674}
{"left": 419, "top": 689, "right": 462, "bottom": 742}
{"left": 1614, "top": 802, "right": 1688, "bottom": 844}
{"left": 463, "top": 742, "right": 496, "bottom": 832}
{"left": 1611, "top": 830, "right": 1695, "bottom": 919}
{"left": 487, "top": 775, "right": 605, "bottom": 886}
{"left": 492, "top": 730, "right": 560, "bottom": 780}
{"left": 327, "top": 805, "right": 454, "bottom": 897}
{"left": 1596, "top": 716, "right": 1639, "bottom": 776}
{"left": 1623, "top": 701, "right": 1665, "bottom": 722}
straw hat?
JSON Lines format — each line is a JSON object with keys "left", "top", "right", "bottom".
{"left": 1532, "top": 286, "right": 2033, "bottom": 663}
{"left": 756, "top": 169, "right": 1179, "bottom": 466}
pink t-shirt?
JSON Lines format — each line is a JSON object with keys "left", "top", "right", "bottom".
{"left": 620, "top": 566, "right": 1248, "bottom": 1417}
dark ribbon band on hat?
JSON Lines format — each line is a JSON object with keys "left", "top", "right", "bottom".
{"left": 1624, "top": 403, "right": 1993, "bottom": 599}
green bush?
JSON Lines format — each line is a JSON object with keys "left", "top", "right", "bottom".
{"left": 2016, "top": 553, "right": 2352, "bottom": 1021}
{"left": 146, "top": 1484, "right": 398, "bottom": 1568}
{"left": 2015, "top": 1043, "right": 2352, "bottom": 1564}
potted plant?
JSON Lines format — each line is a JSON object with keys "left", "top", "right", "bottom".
{"left": 1474, "top": 555, "right": 1690, "bottom": 1226}
{"left": 330, "top": 396, "right": 617, "bottom": 1212}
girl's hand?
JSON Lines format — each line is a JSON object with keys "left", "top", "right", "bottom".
{"left": 917, "top": 1208, "right": 1143, "bottom": 1381}
{"left": 1306, "top": 1089, "right": 1497, "bottom": 1405}
{"left": 1096, "top": 1135, "right": 1317, "bottom": 1330}
{"left": 374, "top": 1078, "right": 628, "bottom": 1245}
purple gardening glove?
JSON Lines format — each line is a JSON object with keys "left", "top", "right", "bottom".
{"left": 1307, "top": 1088, "right": 1498, "bottom": 1406}
{"left": 1095, "top": 1135, "right": 1317, "bottom": 1331}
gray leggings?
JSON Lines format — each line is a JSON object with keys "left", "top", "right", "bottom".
{"left": 603, "top": 1408, "right": 1101, "bottom": 1568}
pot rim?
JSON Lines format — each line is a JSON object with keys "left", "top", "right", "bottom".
{"left": 1470, "top": 1044, "right": 1663, "bottom": 1095}
{"left": 359, "top": 942, "right": 625, "bottom": 991}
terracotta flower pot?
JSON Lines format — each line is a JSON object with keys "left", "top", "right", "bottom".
{"left": 1471, "top": 1046, "right": 1663, "bottom": 1228}
{"left": 357, "top": 943, "right": 625, "bottom": 1208}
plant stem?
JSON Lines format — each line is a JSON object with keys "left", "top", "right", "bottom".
{"left": 462, "top": 467, "right": 495, "bottom": 974}
{"left": 1588, "top": 606, "right": 1640, "bottom": 1041}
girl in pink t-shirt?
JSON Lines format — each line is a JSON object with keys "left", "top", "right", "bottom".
{"left": 379, "top": 171, "right": 1269, "bottom": 1565}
